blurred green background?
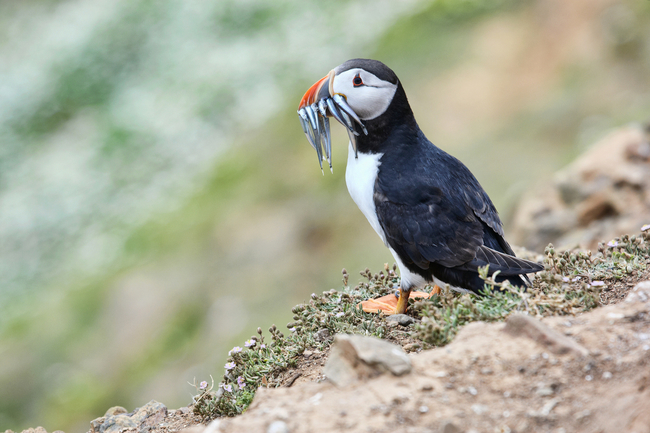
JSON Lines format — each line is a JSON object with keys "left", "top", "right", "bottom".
{"left": 1, "top": 0, "right": 649, "bottom": 431}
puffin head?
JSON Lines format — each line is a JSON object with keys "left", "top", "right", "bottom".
{"left": 297, "top": 59, "right": 408, "bottom": 171}
{"left": 300, "top": 59, "right": 399, "bottom": 121}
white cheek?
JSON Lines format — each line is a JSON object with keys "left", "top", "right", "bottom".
{"left": 333, "top": 70, "right": 397, "bottom": 120}
{"left": 349, "top": 86, "right": 397, "bottom": 120}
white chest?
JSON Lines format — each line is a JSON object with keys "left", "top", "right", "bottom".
{"left": 344, "top": 144, "right": 387, "bottom": 245}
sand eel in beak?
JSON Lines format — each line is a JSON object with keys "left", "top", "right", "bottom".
{"left": 298, "top": 59, "right": 543, "bottom": 315}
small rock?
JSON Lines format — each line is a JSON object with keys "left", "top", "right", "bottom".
{"left": 267, "top": 420, "right": 289, "bottom": 433}
{"left": 104, "top": 406, "right": 128, "bottom": 416}
{"left": 439, "top": 420, "right": 461, "bottom": 433}
{"left": 528, "top": 398, "right": 560, "bottom": 418}
{"left": 403, "top": 343, "right": 421, "bottom": 352}
{"left": 91, "top": 400, "right": 167, "bottom": 433}
{"left": 386, "top": 314, "right": 416, "bottom": 326}
{"left": 471, "top": 404, "right": 488, "bottom": 415}
{"left": 90, "top": 416, "right": 106, "bottom": 433}
{"left": 179, "top": 427, "right": 204, "bottom": 433}
{"left": 323, "top": 334, "right": 411, "bottom": 387}
{"left": 134, "top": 400, "right": 168, "bottom": 427}
{"left": 503, "top": 314, "right": 589, "bottom": 356}
{"left": 626, "top": 281, "right": 650, "bottom": 303}
{"left": 314, "top": 328, "right": 331, "bottom": 342}
{"left": 535, "top": 382, "right": 555, "bottom": 397}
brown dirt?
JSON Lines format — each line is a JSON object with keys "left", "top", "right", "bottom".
{"left": 57, "top": 271, "right": 646, "bottom": 433}
{"left": 13, "top": 268, "right": 650, "bottom": 433}
{"left": 599, "top": 267, "right": 650, "bottom": 306}
{"left": 212, "top": 281, "right": 650, "bottom": 433}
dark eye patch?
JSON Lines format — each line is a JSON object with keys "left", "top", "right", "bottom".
{"left": 353, "top": 74, "right": 363, "bottom": 87}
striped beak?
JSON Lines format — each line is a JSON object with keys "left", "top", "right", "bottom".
{"left": 299, "top": 71, "right": 333, "bottom": 110}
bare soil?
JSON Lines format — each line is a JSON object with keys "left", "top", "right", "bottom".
{"left": 10, "top": 268, "right": 650, "bottom": 433}
{"left": 132, "top": 272, "right": 650, "bottom": 432}
{"left": 210, "top": 279, "right": 650, "bottom": 433}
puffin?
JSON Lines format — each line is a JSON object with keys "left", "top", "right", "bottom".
{"left": 297, "top": 59, "right": 543, "bottom": 315}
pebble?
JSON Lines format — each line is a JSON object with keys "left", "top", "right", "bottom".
{"left": 535, "top": 383, "right": 554, "bottom": 397}
{"left": 439, "top": 420, "right": 461, "bottom": 433}
{"left": 105, "top": 406, "right": 128, "bottom": 416}
{"left": 314, "top": 328, "right": 331, "bottom": 342}
{"left": 267, "top": 420, "right": 289, "bottom": 433}
{"left": 323, "top": 334, "right": 411, "bottom": 387}
{"left": 403, "top": 342, "right": 422, "bottom": 352}
{"left": 386, "top": 314, "right": 416, "bottom": 326}
{"left": 471, "top": 404, "right": 489, "bottom": 415}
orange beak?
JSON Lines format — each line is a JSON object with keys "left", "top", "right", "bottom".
{"left": 298, "top": 70, "right": 334, "bottom": 110}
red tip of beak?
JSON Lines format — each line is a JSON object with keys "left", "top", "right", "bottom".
{"left": 299, "top": 74, "right": 329, "bottom": 110}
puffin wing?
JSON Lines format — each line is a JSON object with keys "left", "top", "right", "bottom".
{"left": 374, "top": 183, "right": 485, "bottom": 269}
{"left": 374, "top": 133, "right": 540, "bottom": 275}
{"left": 459, "top": 245, "right": 544, "bottom": 275}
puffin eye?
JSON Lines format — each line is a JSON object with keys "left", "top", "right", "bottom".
{"left": 352, "top": 74, "right": 363, "bottom": 87}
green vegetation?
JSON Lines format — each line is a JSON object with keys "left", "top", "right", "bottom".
{"left": 193, "top": 266, "right": 411, "bottom": 418}
{"left": 193, "top": 229, "right": 650, "bottom": 419}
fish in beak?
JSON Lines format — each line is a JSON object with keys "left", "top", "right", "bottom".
{"left": 297, "top": 69, "right": 367, "bottom": 173}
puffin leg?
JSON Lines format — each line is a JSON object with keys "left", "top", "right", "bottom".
{"left": 395, "top": 287, "right": 410, "bottom": 314}
{"left": 430, "top": 285, "right": 442, "bottom": 295}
